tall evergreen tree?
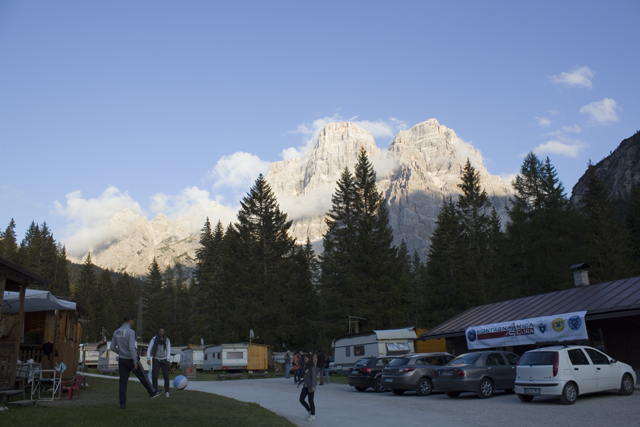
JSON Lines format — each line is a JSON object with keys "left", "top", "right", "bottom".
{"left": 626, "top": 184, "right": 640, "bottom": 272}
{"left": 143, "top": 258, "right": 164, "bottom": 341}
{"left": 580, "top": 164, "right": 633, "bottom": 282}
{"left": 506, "top": 153, "right": 585, "bottom": 296}
{"left": 0, "top": 219, "right": 19, "bottom": 262}
{"left": 73, "top": 253, "right": 99, "bottom": 341}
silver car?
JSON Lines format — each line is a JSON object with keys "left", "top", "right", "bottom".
{"left": 432, "top": 351, "right": 520, "bottom": 398}
{"left": 381, "top": 353, "right": 454, "bottom": 396}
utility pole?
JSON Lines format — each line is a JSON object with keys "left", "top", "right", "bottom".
{"left": 135, "top": 296, "right": 148, "bottom": 342}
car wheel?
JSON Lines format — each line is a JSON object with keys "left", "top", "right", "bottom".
{"left": 620, "top": 374, "right": 634, "bottom": 396}
{"left": 518, "top": 394, "right": 534, "bottom": 402}
{"left": 373, "top": 376, "right": 387, "bottom": 393}
{"left": 416, "top": 378, "right": 433, "bottom": 396}
{"left": 559, "top": 382, "right": 578, "bottom": 405}
{"left": 477, "top": 378, "right": 494, "bottom": 398}
{"left": 445, "top": 391, "right": 460, "bottom": 398}
{"left": 354, "top": 386, "right": 367, "bottom": 392}
{"left": 391, "top": 389, "right": 405, "bottom": 395}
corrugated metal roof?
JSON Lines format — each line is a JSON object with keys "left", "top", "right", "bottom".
{"left": 420, "top": 276, "right": 640, "bottom": 340}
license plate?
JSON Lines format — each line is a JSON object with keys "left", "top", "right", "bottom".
{"left": 440, "top": 371, "right": 453, "bottom": 376}
{"left": 352, "top": 370, "right": 358, "bottom": 374}
{"left": 384, "top": 378, "right": 393, "bottom": 383}
{"left": 524, "top": 388, "right": 541, "bottom": 395}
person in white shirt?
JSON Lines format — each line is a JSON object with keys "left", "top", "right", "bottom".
{"left": 146, "top": 326, "right": 172, "bottom": 397}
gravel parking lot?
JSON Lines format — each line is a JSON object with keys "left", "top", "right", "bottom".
{"left": 187, "top": 378, "right": 640, "bottom": 427}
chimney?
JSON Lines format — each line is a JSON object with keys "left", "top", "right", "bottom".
{"left": 570, "top": 263, "right": 590, "bottom": 287}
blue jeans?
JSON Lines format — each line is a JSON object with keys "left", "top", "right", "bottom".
{"left": 285, "top": 363, "right": 291, "bottom": 379}
{"left": 323, "top": 368, "right": 329, "bottom": 383}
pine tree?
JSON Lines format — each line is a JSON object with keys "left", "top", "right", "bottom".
{"left": 423, "top": 198, "right": 469, "bottom": 326}
{"left": 234, "top": 174, "right": 298, "bottom": 348}
{"left": 143, "top": 258, "right": 164, "bottom": 341}
{"left": 580, "top": 164, "right": 633, "bottom": 282}
{"left": 626, "top": 184, "right": 640, "bottom": 272}
{"left": 73, "top": 254, "right": 99, "bottom": 341}
{"left": 0, "top": 219, "right": 19, "bottom": 262}
{"left": 506, "top": 153, "right": 585, "bottom": 296}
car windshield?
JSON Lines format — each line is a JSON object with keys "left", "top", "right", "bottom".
{"left": 353, "top": 358, "right": 372, "bottom": 367}
{"left": 519, "top": 351, "right": 556, "bottom": 366}
{"left": 448, "top": 353, "right": 481, "bottom": 366}
{"left": 387, "top": 358, "right": 409, "bottom": 367}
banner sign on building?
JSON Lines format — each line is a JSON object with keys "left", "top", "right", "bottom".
{"left": 465, "top": 311, "right": 588, "bottom": 349}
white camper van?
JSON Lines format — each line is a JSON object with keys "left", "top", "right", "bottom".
{"left": 333, "top": 328, "right": 416, "bottom": 373}
{"left": 97, "top": 341, "right": 150, "bottom": 374}
{"left": 79, "top": 343, "right": 102, "bottom": 367}
{"left": 202, "top": 343, "right": 248, "bottom": 371}
{"left": 181, "top": 346, "right": 206, "bottom": 370}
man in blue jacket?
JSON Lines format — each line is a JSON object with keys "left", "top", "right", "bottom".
{"left": 111, "top": 313, "right": 161, "bottom": 408}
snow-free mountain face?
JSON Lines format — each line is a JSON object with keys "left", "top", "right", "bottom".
{"left": 74, "top": 119, "right": 513, "bottom": 276}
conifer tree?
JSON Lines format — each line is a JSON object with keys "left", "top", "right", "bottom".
{"left": 0, "top": 219, "right": 19, "bottom": 262}
{"left": 580, "top": 165, "right": 633, "bottom": 282}
{"left": 73, "top": 253, "right": 99, "bottom": 341}
{"left": 626, "top": 184, "right": 640, "bottom": 272}
{"left": 143, "top": 258, "right": 164, "bottom": 341}
{"left": 506, "top": 153, "right": 585, "bottom": 296}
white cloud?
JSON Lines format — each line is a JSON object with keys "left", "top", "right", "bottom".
{"left": 282, "top": 115, "right": 409, "bottom": 159}
{"left": 533, "top": 140, "right": 582, "bottom": 158}
{"left": 543, "top": 124, "right": 582, "bottom": 137}
{"left": 151, "top": 186, "right": 237, "bottom": 234}
{"left": 53, "top": 186, "right": 144, "bottom": 255}
{"left": 206, "top": 152, "right": 271, "bottom": 192}
{"left": 549, "top": 66, "right": 594, "bottom": 88}
{"left": 536, "top": 117, "right": 552, "bottom": 127}
{"left": 579, "top": 98, "right": 620, "bottom": 124}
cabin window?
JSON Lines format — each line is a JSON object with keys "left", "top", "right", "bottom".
{"left": 204, "top": 354, "right": 208, "bottom": 360}
{"left": 345, "top": 346, "right": 350, "bottom": 357}
{"left": 227, "top": 351, "right": 243, "bottom": 359}
{"left": 354, "top": 345, "right": 365, "bottom": 356}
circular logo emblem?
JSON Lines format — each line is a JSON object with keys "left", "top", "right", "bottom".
{"left": 568, "top": 316, "right": 582, "bottom": 331}
{"left": 467, "top": 330, "right": 477, "bottom": 342}
{"left": 552, "top": 318, "right": 565, "bottom": 333}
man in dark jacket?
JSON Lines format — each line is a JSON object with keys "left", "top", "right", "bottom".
{"left": 316, "top": 351, "right": 326, "bottom": 385}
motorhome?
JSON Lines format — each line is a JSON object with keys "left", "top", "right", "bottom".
{"left": 333, "top": 328, "right": 417, "bottom": 373}
{"left": 202, "top": 343, "right": 248, "bottom": 371}
{"left": 97, "top": 341, "right": 150, "bottom": 374}
{"left": 78, "top": 343, "right": 102, "bottom": 367}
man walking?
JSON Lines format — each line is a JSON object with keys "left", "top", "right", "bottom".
{"left": 317, "top": 351, "right": 326, "bottom": 385}
{"left": 111, "top": 313, "right": 161, "bottom": 408}
{"left": 146, "top": 326, "right": 172, "bottom": 397}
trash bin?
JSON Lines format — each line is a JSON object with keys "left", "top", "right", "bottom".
{"left": 182, "top": 366, "right": 197, "bottom": 380}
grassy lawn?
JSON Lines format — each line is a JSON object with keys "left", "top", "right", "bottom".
{"left": 2, "top": 377, "right": 295, "bottom": 427}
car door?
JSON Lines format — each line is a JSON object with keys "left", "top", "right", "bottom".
{"left": 567, "top": 348, "right": 597, "bottom": 393}
{"left": 485, "top": 353, "right": 511, "bottom": 389}
{"left": 584, "top": 348, "right": 619, "bottom": 391}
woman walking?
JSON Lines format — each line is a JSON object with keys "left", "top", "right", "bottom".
{"left": 298, "top": 353, "right": 318, "bottom": 422}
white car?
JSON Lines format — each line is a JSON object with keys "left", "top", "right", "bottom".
{"left": 515, "top": 345, "right": 636, "bottom": 404}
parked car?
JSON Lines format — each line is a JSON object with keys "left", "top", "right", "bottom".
{"left": 515, "top": 345, "right": 636, "bottom": 404}
{"left": 381, "top": 353, "right": 454, "bottom": 396}
{"left": 432, "top": 351, "right": 520, "bottom": 398}
{"left": 348, "top": 356, "right": 396, "bottom": 392}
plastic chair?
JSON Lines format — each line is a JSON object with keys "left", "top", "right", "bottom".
{"left": 61, "top": 375, "right": 83, "bottom": 400}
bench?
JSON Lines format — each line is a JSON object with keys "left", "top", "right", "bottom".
{"left": 0, "top": 389, "right": 25, "bottom": 405}
{"left": 247, "top": 372, "right": 268, "bottom": 379}
{"left": 218, "top": 373, "right": 243, "bottom": 380}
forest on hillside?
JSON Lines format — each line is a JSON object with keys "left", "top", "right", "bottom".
{"left": 1, "top": 149, "right": 639, "bottom": 351}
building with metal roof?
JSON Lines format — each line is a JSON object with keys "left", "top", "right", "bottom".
{"left": 419, "top": 275, "right": 640, "bottom": 369}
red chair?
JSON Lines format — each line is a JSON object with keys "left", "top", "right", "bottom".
{"left": 61, "top": 375, "right": 83, "bottom": 400}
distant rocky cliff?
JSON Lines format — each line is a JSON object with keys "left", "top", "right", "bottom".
{"left": 76, "top": 119, "right": 513, "bottom": 276}
{"left": 571, "top": 131, "right": 640, "bottom": 208}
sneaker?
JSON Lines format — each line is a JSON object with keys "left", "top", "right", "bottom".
{"left": 165, "top": 392, "right": 170, "bottom": 398}
{"left": 151, "top": 389, "right": 162, "bottom": 399}
{"left": 307, "top": 415, "right": 315, "bottom": 422}
{"left": 119, "top": 404, "right": 125, "bottom": 409}
{"left": 307, "top": 410, "right": 311, "bottom": 417}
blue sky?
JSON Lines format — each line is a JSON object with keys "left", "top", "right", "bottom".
{"left": 1, "top": 0, "right": 638, "bottom": 256}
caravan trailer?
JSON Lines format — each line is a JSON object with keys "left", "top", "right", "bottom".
{"left": 181, "top": 346, "right": 206, "bottom": 370}
{"left": 79, "top": 343, "right": 102, "bottom": 367}
{"left": 333, "top": 328, "right": 417, "bottom": 373}
{"left": 202, "top": 343, "right": 248, "bottom": 371}
{"left": 97, "top": 341, "right": 150, "bottom": 374}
